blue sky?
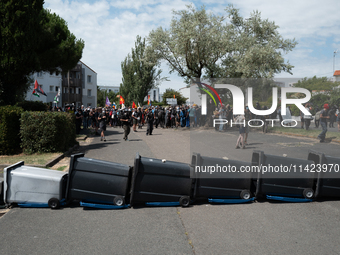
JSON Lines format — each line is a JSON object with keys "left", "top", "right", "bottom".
{"left": 44, "top": 0, "right": 340, "bottom": 92}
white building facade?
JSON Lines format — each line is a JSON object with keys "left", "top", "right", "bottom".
{"left": 80, "top": 61, "right": 97, "bottom": 108}
{"left": 26, "top": 61, "right": 97, "bottom": 108}
{"left": 26, "top": 71, "right": 62, "bottom": 106}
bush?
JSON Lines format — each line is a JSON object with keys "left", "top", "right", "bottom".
{"left": 0, "top": 106, "right": 24, "bottom": 155}
{"left": 20, "top": 111, "right": 76, "bottom": 154}
{"left": 16, "top": 100, "right": 48, "bottom": 111}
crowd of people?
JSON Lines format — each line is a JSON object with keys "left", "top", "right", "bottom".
{"left": 52, "top": 101, "right": 340, "bottom": 147}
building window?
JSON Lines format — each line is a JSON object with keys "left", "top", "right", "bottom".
{"left": 55, "top": 86, "right": 59, "bottom": 92}
{"left": 87, "top": 75, "right": 92, "bottom": 83}
{"left": 70, "top": 88, "right": 74, "bottom": 94}
{"left": 50, "top": 86, "right": 54, "bottom": 92}
{"left": 87, "top": 89, "right": 91, "bottom": 97}
{"left": 76, "top": 88, "right": 81, "bottom": 94}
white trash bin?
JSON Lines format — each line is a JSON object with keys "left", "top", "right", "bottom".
{"left": 3, "top": 162, "right": 68, "bottom": 209}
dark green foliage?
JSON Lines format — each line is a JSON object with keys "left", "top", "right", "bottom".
{"left": 0, "top": 1, "right": 84, "bottom": 106}
{"left": 20, "top": 111, "right": 76, "bottom": 154}
{"left": 121, "top": 36, "right": 163, "bottom": 106}
{"left": 162, "top": 89, "right": 188, "bottom": 106}
{"left": 16, "top": 100, "right": 48, "bottom": 111}
{"left": 0, "top": 106, "right": 24, "bottom": 155}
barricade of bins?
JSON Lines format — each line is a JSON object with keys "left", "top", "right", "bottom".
{"left": 1, "top": 150, "right": 340, "bottom": 209}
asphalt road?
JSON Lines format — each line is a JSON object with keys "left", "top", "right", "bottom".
{"left": 1, "top": 125, "right": 340, "bottom": 255}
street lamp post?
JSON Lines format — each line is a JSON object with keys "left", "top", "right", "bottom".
{"left": 333, "top": 49, "right": 338, "bottom": 74}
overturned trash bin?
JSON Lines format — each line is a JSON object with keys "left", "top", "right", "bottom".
{"left": 191, "top": 153, "right": 254, "bottom": 204}
{"left": 66, "top": 153, "right": 132, "bottom": 208}
{"left": 0, "top": 176, "right": 4, "bottom": 207}
{"left": 3, "top": 162, "right": 68, "bottom": 209}
{"left": 252, "top": 151, "right": 316, "bottom": 202}
{"left": 308, "top": 150, "right": 340, "bottom": 198}
{"left": 130, "top": 153, "right": 194, "bottom": 207}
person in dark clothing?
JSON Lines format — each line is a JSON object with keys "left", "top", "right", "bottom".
{"left": 317, "top": 104, "right": 330, "bottom": 142}
{"left": 137, "top": 107, "right": 143, "bottom": 129}
{"left": 75, "top": 109, "right": 82, "bottom": 134}
{"left": 98, "top": 108, "right": 107, "bottom": 141}
{"left": 120, "top": 109, "right": 131, "bottom": 141}
{"left": 145, "top": 109, "right": 154, "bottom": 135}
{"left": 329, "top": 106, "right": 337, "bottom": 128}
{"left": 154, "top": 107, "right": 159, "bottom": 128}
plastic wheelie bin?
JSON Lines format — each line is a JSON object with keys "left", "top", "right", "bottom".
{"left": 129, "top": 153, "right": 194, "bottom": 207}
{"left": 308, "top": 150, "right": 340, "bottom": 198}
{"left": 252, "top": 151, "right": 316, "bottom": 202}
{"left": 3, "top": 161, "right": 68, "bottom": 209}
{"left": 191, "top": 153, "right": 255, "bottom": 204}
{"left": 66, "top": 153, "right": 132, "bottom": 209}
{"left": 0, "top": 176, "right": 4, "bottom": 206}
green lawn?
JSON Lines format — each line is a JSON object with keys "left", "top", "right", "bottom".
{"left": 267, "top": 126, "right": 340, "bottom": 142}
{"left": 0, "top": 153, "right": 61, "bottom": 166}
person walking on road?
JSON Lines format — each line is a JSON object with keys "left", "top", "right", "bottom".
{"left": 98, "top": 108, "right": 107, "bottom": 141}
{"left": 120, "top": 109, "right": 131, "bottom": 141}
{"left": 146, "top": 108, "right": 154, "bottom": 135}
{"left": 132, "top": 108, "right": 138, "bottom": 132}
{"left": 234, "top": 114, "right": 246, "bottom": 149}
{"left": 317, "top": 104, "right": 330, "bottom": 142}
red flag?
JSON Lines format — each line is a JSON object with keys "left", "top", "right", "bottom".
{"left": 148, "top": 95, "right": 150, "bottom": 105}
{"left": 119, "top": 96, "right": 125, "bottom": 105}
{"left": 174, "top": 94, "right": 176, "bottom": 98}
{"left": 34, "top": 80, "right": 47, "bottom": 96}
{"left": 132, "top": 102, "right": 136, "bottom": 108}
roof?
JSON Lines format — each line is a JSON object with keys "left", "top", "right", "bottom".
{"left": 333, "top": 70, "right": 340, "bottom": 76}
{"left": 79, "top": 60, "right": 97, "bottom": 74}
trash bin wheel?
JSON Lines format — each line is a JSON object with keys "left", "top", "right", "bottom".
{"left": 48, "top": 198, "right": 60, "bottom": 209}
{"left": 113, "top": 196, "right": 125, "bottom": 206}
{"left": 179, "top": 196, "right": 190, "bottom": 207}
{"left": 303, "top": 188, "right": 314, "bottom": 199}
{"left": 240, "top": 190, "right": 251, "bottom": 200}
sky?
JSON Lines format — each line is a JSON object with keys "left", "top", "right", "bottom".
{"left": 44, "top": 0, "right": 340, "bottom": 93}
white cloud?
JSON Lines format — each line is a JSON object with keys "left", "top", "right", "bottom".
{"left": 44, "top": 0, "right": 340, "bottom": 92}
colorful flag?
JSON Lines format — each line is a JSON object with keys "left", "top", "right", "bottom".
{"left": 34, "top": 80, "right": 47, "bottom": 96}
{"left": 174, "top": 94, "right": 176, "bottom": 98}
{"left": 105, "top": 96, "right": 111, "bottom": 107}
{"left": 32, "top": 90, "right": 40, "bottom": 97}
{"left": 148, "top": 95, "right": 150, "bottom": 105}
{"left": 53, "top": 88, "right": 60, "bottom": 103}
{"left": 132, "top": 102, "right": 136, "bottom": 108}
{"left": 119, "top": 95, "right": 125, "bottom": 105}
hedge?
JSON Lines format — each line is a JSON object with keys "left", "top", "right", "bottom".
{"left": 20, "top": 111, "right": 76, "bottom": 154}
{"left": 16, "top": 100, "right": 48, "bottom": 111}
{"left": 0, "top": 106, "right": 24, "bottom": 155}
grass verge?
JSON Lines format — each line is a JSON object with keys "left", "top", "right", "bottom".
{"left": 0, "top": 153, "right": 61, "bottom": 166}
{"left": 267, "top": 126, "right": 340, "bottom": 142}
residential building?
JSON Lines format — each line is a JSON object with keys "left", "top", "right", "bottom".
{"left": 26, "top": 61, "right": 97, "bottom": 108}
{"left": 80, "top": 61, "right": 97, "bottom": 108}
{"left": 333, "top": 70, "right": 340, "bottom": 82}
{"left": 26, "top": 71, "right": 62, "bottom": 106}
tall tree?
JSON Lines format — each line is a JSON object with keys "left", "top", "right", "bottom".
{"left": 294, "top": 76, "right": 339, "bottom": 91}
{"left": 162, "top": 88, "right": 188, "bottom": 106}
{"left": 121, "top": 35, "right": 164, "bottom": 106}
{"left": 147, "top": 4, "right": 297, "bottom": 81}
{"left": 0, "top": 1, "right": 84, "bottom": 105}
